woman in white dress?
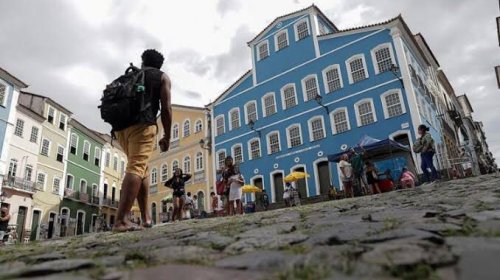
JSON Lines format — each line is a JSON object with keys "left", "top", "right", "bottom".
{"left": 228, "top": 165, "right": 244, "bottom": 215}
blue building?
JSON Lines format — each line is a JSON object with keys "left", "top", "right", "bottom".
{"left": 208, "top": 5, "right": 444, "bottom": 203}
{"left": 0, "top": 67, "right": 28, "bottom": 191}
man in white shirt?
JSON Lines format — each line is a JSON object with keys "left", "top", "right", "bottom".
{"left": 339, "top": 154, "right": 354, "bottom": 198}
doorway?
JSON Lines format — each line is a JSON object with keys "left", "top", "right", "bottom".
{"left": 316, "top": 161, "right": 331, "bottom": 195}
{"left": 151, "top": 203, "right": 157, "bottom": 224}
{"left": 48, "top": 212, "right": 56, "bottom": 239}
{"left": 197, "top": 191, "right": 205, "bottom": 211}
{"left": 292, "top": 167, "right": 308, "bottom": 199}
{"left": 60, "top": 208, "right": 69, "bottom": 237}
{"left": 76, "top": 211, "right": 84, "bottom": 235}
{"left": 393, "top": 133, "right": 410, "bottom": 147}
{"left": 30, "top": 210, "right": 41, "bottom": 241}
{"left": 253, "top": 177, "right": 264, "bottom": 205}
{"left": 16, "top": 206, "right": 27, "bottom": 242}
{"left": 272, "top": 172, "right": 284, "bottom": 203}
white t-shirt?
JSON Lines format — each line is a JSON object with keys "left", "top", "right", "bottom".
{"left": 339, "top": 160, "right": 353, "bottom": 181}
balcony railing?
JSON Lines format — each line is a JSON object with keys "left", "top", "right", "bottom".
{"left": 102, "top": 198, "right": 119, "bottom": 208}
{"left": 2, "top": 176, "right": 40, "bottom": 193}
{"left": 91, "top": 196, "right": 100, "bottom": 205}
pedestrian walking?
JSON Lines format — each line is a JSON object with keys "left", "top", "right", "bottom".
{"left": 228, "top": 165, "right": 244, "bottom": 215}
{"left": 339, "top": 154, "right": 354, "bottom": 198}
{"left": 261, "top": 190, "right": 270, "bottom": 211}
{"left": 414, "top": 124, "right": 439, "bottom": 182}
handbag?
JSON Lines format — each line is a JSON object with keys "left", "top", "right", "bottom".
{"left": 216, "top": 178, "right": 225, "bottom": 196}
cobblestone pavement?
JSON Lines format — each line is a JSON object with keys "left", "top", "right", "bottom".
{"left": 1, "top": 174, "right": 500, "bottom": 280}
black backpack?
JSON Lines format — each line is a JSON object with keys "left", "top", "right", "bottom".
{"left": 99, "top": 63, "right": 149, "bottom": 132}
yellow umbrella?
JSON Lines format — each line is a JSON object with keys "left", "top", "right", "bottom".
{"left": 284, "top": 172, "right": 310, "bottom": 183}
{"left": 242, "top": 185, "right": 262, "bottom": 193}
{"left": 131, "top": 206, "right": 140, "bottom": 212}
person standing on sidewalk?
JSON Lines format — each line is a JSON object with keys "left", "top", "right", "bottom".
{"left": 109, "top": 49, "right": 172, "bottom": 232}
{"left": 339, "top": 154, "right": 354, "bottom": 198}
{"left": 414, "top": 124, "right": 439, "bottom": 183}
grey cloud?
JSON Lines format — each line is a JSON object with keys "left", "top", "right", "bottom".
{"left": 168, "top": 49, "right": 211, "bottom": 76}
{"left": 183, "top": 90, "right": 202, "bottom": 99}
{"left": 216, "top": 0, "right": 242, "bottom": 16}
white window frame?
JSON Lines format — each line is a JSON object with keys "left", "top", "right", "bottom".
{"left": 261, "top": 92, "right": 277, "bottom": 117}
{"left": 247, "top": 137, "right": 261, "bottom": 160}
{"left": 370, "top": 43, "right": 396, "bottom": 75}
{"left": 47, "top": 105, "right": 56, "bottom": 124}
{"left": 301, "top": 74, "right": 321, "bottom": 102}
{"left": 94, "top": 147, "right": 101, "bottom": 166}
{"left": 66, "top": 174, "right": 74, "bottom": 189}
{"left": 83, "top": 140, "right": 91, "bottom": 161}
{"left": 330, "top": 107, "right": 351, "bottom": 135}
{"left": 307, "top": 116, "right": 326, "bottom": 142}
{"left": 280, "top": 83, "right": 298, "bottom": 110}
{"left": 183, "top": 155, "right": 191, "bottom": 174}
{"left": 30, "top": 126, "right": 39, "bottom": 143}
{"left": 228, "top": 108, "right": 241, "bottom": 131}
{"left": 195, "top": 152, "right": 204, "bottom": 171}
{"left": 183, "top": 119, "right": 191, "bottom": 138}
{"left": 36, "top": 172, "right": 47, "bottom": 191}
{"left": 172, "top": 159, "right": 179, "bottom": 173}
{"left": 216, "top": 149, "right": 226, "bottom": 170}
{"left": 194, "top": 119, "right": 203, "bottom": 133}
{"left": 231, "top": 144, "right": 244, "bottom": 164}
{"left": 161, "top": 164, "right": 169, "bottom": 182}
{"left": 266, "top": 131, "right": 281, "bottom": 155}
{"left": 70, "top": 133, "right": 78, "bottom": 155}
{"left": 113, "top": 155, "right": 118, "bottom": 171}
{"left": 53, "top": 177, "right": 61, "bottom": 193}
{"left": 256, "top": 40, "right": 270, "bottom": 61}
{"left": 244, "top": 101, "right": 258, "bottom": 124}
{"left": 354, "top": 98, "right": 378, "bottom": 127}
{"left": 14, "top": 118, "right": 24, "bottom": 137}
{"left": 294, "top": 18, "right": 310, "bottom": 41}
{"left": 151, "top": 167, "right": 158, "bottom": 185}
{"left": 172, "top": 123, "right": 180, "bottom": 140}
{"left": 79, "top": 179, "right": 87, "bottom": 193}
{"left": 59, "top": 113, "right": 67, "bottom": 130}
{"left": 286, "top": 124, "right": 303, "bottom": 148}
{"left": 274, "top": 29, "right": 289, "bottom": 51}
{"left": 346, "top": 54, "right": 369, "bottom": 84}
{"left": 56, "top": 145, "right": 65, "bottom": 163}
{"left": 215, "top": 115, "right": 225, "bottom": 136}
{"left": 322, "top": 64, "right": 344, "bottom": 93}
{"left": 40, "top": 138, "right": 51, "bottom": 156}
{"left": 380, "top": 89, "right": 406, "bottom": 119}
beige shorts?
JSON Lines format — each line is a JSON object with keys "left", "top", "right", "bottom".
{"left": 115, "top": 124, "right": 157, "bottom": 179}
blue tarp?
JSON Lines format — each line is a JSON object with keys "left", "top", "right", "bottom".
{"left": 327, "top": 135, "right": 410, "bottom": 163}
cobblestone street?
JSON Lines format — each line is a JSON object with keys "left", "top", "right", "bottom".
{"left": 1, "top": 174, "right": 500, "bottom": 280}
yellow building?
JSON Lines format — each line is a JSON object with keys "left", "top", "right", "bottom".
{"left": 147, "top": 104, "right": 213, "bottom": 224}
{"left": 97, "top": 133, "right": 126, "bottom": 228}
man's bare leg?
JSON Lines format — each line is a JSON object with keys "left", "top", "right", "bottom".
{"left": 114, "top": 173, "right": 142, "bottom": 232}
{"left": 137, "top": 177, "right": 152, "bottom": 226}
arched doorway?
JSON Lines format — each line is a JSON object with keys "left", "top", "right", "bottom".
{"left": 252, "top": 177, "right": 264, "bottom": 206}
{"left": 48, "top": 212, "right": 56, "bottom": 239}
{"left": 292, "top": 166, "right": 308, "bottom": 199}
{"left": 272, "top": 172, "right": 284, "bottom": 203}
{"left": 60, "top": 208, "right": 69, "bottom": 237}
{"left": 316, "top": 160, "right": 331, "bottom": 195}
{"left": 76, "top": 211, "right": 85, "bottom": 235}
{"left": 30, "top": 210, "right": 41, "bottom": 241}
{"left": 151, "top": 203, "right": 157, "bottom": 224}
{"left": 197, "top": 191, "right": 205, "bottom": 211}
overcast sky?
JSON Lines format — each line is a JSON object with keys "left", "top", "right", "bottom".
{"left": 1, "top": 0, "right": 499, "bottom": 159}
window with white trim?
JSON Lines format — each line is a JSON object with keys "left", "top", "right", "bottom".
{"left": 331, "top": 109, "right": 350, "bottom": 134}
{"left": 281, "top": 84, "right": 297, "bottom": 110}
{"left": 53, "top": 177, "right": 61, "bottom": 193}
{"left": 47, "top": 107, "right": 55, "bottom": 124}
{"left": 161, "top": 164, "right": 169, "bottom": 182}
{"left": 309, "top": 117, "right": 326, "bottom": 141}
{"left": 323, "top": 65, "right": 343, "bottom": 93}
{"left": 120, "top": 160, "right": 125, "bottom": 175}
{"left": 66, "top": 174, "right": 74, "bottom": 189}
{"left": 151, "top": 168, "right": 158, "bottom": 185}
{"left": 94, "top": 147, "right": 101, "bottom": 166}
{"left": 267, "top": 132, "right": 280, "bottom": 154}
{"left": 217, "top": 150, "right": 226, "bottom": 170}
{"left": 372, "top": 44, "right": 393, "bottom": 74}
{"left": 14, "top": 119, "right": 24, "bottom": 137}
{"left": 70, "top": 133, "right": 78, "bottom": 155}
{"left": 245, "top": 101, "right": 257, "bottom": 124}
{"left": 347, "top": 55, "right": 368, "bottom": 83}
{"left": 263, "top": 93, "right": 276, "bottom": 117}
{"left": 215, "top": 115, "right": 225, "bottom": 136}
{"left": 83, "top": 141, "right": 90, "bottom": 161}
{"left": 172, "top": 123, "right": 179, "bottom": 139}
{"left": 195, "top": 120, "right": 203, "bottom": 133}
{"left": 105, "top": 152, "right": 110, "bottom": 167}
{"left": 275, "top": 30, "right": 289, "bottom": 51}
{"left": 30, "top": 127, "right": 39, "bottom": 143}
{"left": 382, "top": 91, "right": 404, "bottom": 118}
{"left": 24, "top": 165, "right": 33, "bottom": 181}
{"left": 229, "top": 108, "right": 240, "bottom": 130}
{"left": 195, "top": 152, "right": 203, "bottom": 171}
{"left": 183, "top": 120, "right": 190, "bottom": 137}
{"left": 0, "top": 84, "right": 6, "bottom": 106}
{"left": 172, "top": 160, "right": 179, "bottom": 173}
{"left": 295, "top": 19, "right": 310, "bottom": 40}
{"left": 303, "top": 75, "right": 319, "bottom": 101}
{"left": 41, "top": 139, "right": 50, "bottom": 156}
{"left": 59, "top": 114, "right": 67, "bottom": 130}
{"left": 36, "top": 173, "right": 46, "bottom": 190}
{"left": 257, "top": 41, "right": 269, "bottom": 60}
{"left": 356, "top": 100, "right": 376, "bottom": 126}
{"left": 287, "top": 125, "right": 302, "bottom": 148}
{"left": 57, "top": 146, "right": 64, "bottom": 162}
{"left": 113, "top": 156, "right": 118, "bottom": 171}
{"left": 183, "top": 156, "right": 191, "bottom": 173}
{"left": 249, "top": 139, "right": 261, "bottom": 159}
{"left": 232, "top": 145, "right": 243, "bottom": 164}
{"left": 8, "top": 159, "right": 17, "bottom": 178}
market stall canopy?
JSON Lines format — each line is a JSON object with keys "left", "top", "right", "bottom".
{"left": 284, "top": 172, "right": 310, "bottom": 183}
{"left": 328, "top": 135, "right": 410, "bottom": 163}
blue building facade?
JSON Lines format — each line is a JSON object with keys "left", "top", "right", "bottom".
{"left": 209, "top": 6, "right": 443, "bottom": 203}
{"left": 0, "top": 67, "right": 27, "bottom": 191}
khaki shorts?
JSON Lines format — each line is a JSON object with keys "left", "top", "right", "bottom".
{"left": 115, "top": 124, "right": 157, "bottom": 179}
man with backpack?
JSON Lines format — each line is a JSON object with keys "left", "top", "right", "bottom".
{"left": 100, "top": 49, "right": 172, "bottom": 232}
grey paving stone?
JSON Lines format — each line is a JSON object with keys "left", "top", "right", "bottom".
{"left": 129, "top": 264, "right": 267, "bottom": 280}
{"left": 215, "top": 250, "right": 297, "bottom": 270}
{"left": 16, "top": 259, "right": 95, "bottom": 278}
